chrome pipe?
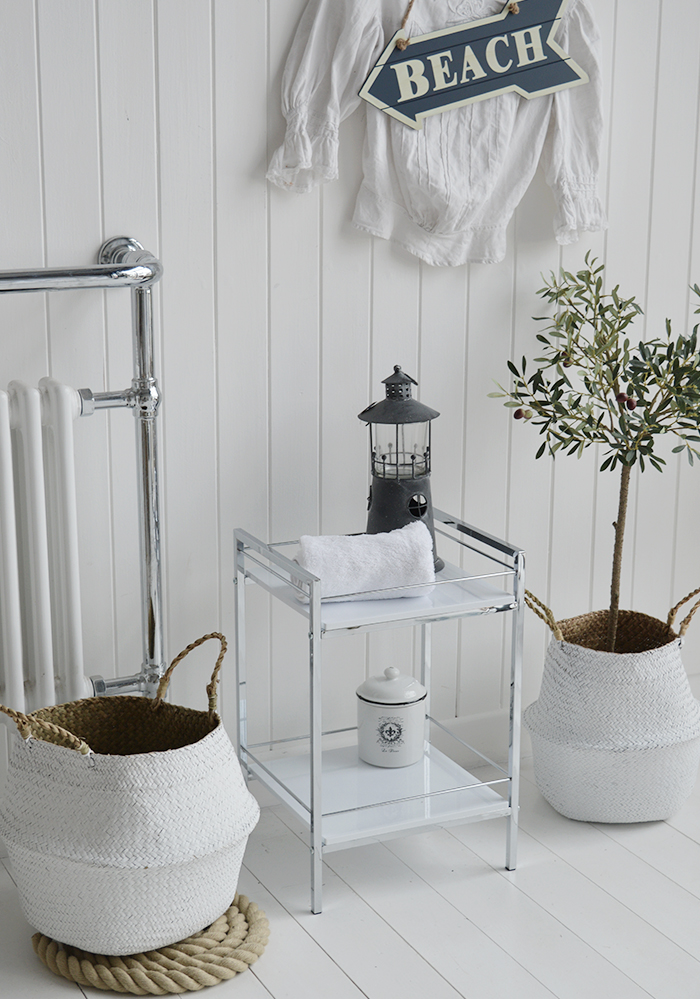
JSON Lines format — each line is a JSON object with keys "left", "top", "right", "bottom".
{"left": 506, "top": 548, "right": 525, "bottom": 871}
{"left": 130, "top": 285, "right": 164, "bottom": 692}
{"left": 90, "top": 672, "right": 145, "bottom": 697}
{"left": 78, "top": 387, "right": 134, "bottom": 415}
{"left": 96, "top": 244, "right": 165, "bottom": 699}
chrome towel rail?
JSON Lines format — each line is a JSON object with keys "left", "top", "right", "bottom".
{"left": 0, "top": 237, "right": 162, "bottom": 293}
{"left": 0, "top": 237, "right": 165, "bottom": 698}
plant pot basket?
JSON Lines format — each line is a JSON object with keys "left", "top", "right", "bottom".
{"left": 524, "top": 597, "right": 700, "bottom": 823}
{"left": 0, "top": 633, "right": 260, "bottom": 955}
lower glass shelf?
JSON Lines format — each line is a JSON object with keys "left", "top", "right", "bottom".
{"left": 246, "top": 742, "right": 511, "bottom": 851}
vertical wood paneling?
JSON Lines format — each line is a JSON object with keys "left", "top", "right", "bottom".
{"left": 674, "top": 14, "right": 700, "bottom": 677}
{"left": 0, "top": 2, "right": 47, "bottom": 387}
{"left": 214, "top": 0, "right": 271, "bottom": 732}
{"left": 459, "top": 240, "right": 516, "bottom": 719}
{"left": 316, "top": 109, "right": 373, "bottom": 730}
{"left": 320, "top": 111, "right": 372, "bottom": 541}
{"left": 574, "top": 0, "right": 621, "bottom": 624}
{"left": 0, "top": 0, "right": 698, "bottom": 752}
{"left": 97, "top": 0, "right": 160, "bottom": 680}
{"left": 267, "top": 0, "right": 323, "bottom": 741}
{"left": 631, "top": 0, "right": 700, "bottom": 623}
{"left": 507, "top": 186, "right": 558, "bottom": 710}
{"left": 156, "top": 0, "right": 219, "bottom": 708}
{"left": 36, "top": 0, "right": 114, "bottom": 677}
{"left": 598, "top": 2, "right": 659, "bottom": 619}
{"left": 267, "top": 0, "right": 321, "bottom": 546}
{"left": 367, "top": 240, "right": 422, "bottom": 694}
{"left": 605, "top": 1, "right": 660, "bottom": 293}
{"left": 419, "top": 264, "right": 467, "bottom": 719}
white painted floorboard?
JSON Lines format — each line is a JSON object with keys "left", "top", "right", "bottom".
{"left": 2, "top": 762, "right": 699, "bottom": 999}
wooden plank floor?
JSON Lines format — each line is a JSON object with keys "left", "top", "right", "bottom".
{"left": 2, "top": 747, "right": 699, "bottom": 998}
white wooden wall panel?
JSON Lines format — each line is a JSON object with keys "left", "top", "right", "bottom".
{"left": 459, "top": 255, "right": 514, "bottom": 718}
{"left": 317, "top": 111, "right": 373, "bottom": 730}
{"left": 267, "top": 199, "right": 322, "bottom": 738}
{"left": 420, "top": 264, "right": 467, "bottom": 720}
{"left": 603, "top": 0, "right": 656, "bottom": 610}
{"left": 96, "top": 0, "right": 160, "bottom": 681}
{"left": 214, "top": 0, "right": 271, "bottom": 731}
{"left": 155, "top": 0, "right": 221, "bottom": 710}
{"left": 0, "top": 0, "right": 698, "bottom": 759}
{"left": 579, "top": 0, "right": 624, "bottom": 630}
{"left": 366, "top": 240, "right": 421, "bottom": 701}
{"left": 507, "top": 198, "right": 558, "bottom": 710}
{"left": 320, "top": 115, "right": 373, "bottom": 541}
{"left": 631, "top": 0, "right": 700, "bottom": 627}
{"left": 0, "top": 2, "right": 47, "bottom": 385}
{"left": 36, "top": 0, "right": 115, "bottom": 679}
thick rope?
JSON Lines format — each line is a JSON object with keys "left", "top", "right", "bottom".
{"left": 524, "top": 590, "right": 563, "bottom": 640}
{"left": 153, "top": 633, "right": 227, "bottom": 722}
{"left": 32, "top": 895, "right": 269, "bottom": 995}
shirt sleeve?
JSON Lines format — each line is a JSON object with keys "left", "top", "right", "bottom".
{"left": 540, "top": 0, "right": 607, "bottom": 244}
{"left": 267, "top": 0, "right": 385, "bottom": 194}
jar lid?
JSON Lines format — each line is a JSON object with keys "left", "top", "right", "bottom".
{"left": 356, "top": 666, "right": 427, "bottom": 705}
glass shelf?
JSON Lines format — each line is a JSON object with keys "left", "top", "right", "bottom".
{"left": 241, "top": 555, "right": 515, "bottom": 634}
{"left": 245, "top": 741, "right": 510, "bottom": 851}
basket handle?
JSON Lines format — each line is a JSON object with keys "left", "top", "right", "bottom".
{"left": 0, "top": 703, "right": 91, "bottom": 754}
{"left": 524, "top": 590, "right": 563, "bottom": 640}
{"left": 152, "top": 632, "right": 227, "bottom": 721}
{"left": 667, "top": 587, "right": 700, "bottom": 637}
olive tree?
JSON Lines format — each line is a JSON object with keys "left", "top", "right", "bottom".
{"left": 492, "top": 255, "right": 700, "bottom": 651}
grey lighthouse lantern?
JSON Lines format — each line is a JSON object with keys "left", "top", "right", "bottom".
{"left": 358, "top": 365, "right": 443, "bottom": 572}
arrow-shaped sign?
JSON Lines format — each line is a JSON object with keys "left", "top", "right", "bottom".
{"left": 359, "top": 0, "right": 587, "bottom": 129}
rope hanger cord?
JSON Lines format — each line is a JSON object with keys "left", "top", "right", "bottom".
{"left": 395, "top": 0, "right": 416, "bottom": 50}
{"left": 395, "top": 0, "right": 519, "bottom": 51}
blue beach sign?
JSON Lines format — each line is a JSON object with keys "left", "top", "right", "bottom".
{"left": 359, "top": 0, "right": 588, "bottom": 129}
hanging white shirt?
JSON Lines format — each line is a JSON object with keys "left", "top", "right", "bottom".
{"left": 267, "top": 0, "right": 606, "bottom": 267}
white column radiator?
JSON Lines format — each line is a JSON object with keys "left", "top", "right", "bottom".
{"left": 0, "top": 378, "right": 87, "bottom": 716}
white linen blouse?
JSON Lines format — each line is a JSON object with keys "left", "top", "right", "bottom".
{"left": 267, "top": 0, "right": 607, "bottom": 266}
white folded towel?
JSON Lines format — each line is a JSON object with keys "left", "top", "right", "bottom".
{"left": 296, "top": 521, "right": 436, "bottom": 601}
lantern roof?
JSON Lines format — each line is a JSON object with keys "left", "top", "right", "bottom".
{"left": 358, "top": 365, "right": 440, "bottom": 424}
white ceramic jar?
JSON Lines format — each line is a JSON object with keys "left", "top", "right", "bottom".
{"left": 356, "top": 666, "right": 427, "bottom": 767}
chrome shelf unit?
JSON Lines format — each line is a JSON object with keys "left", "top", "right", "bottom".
{"left": 234, "top": 509, "right": 525, "bottom": 913}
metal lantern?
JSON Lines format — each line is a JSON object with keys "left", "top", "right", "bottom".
{"left": 358, "top": 365, "right": 443, "bottom": 571}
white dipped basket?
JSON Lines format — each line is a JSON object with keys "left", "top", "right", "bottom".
{"left": 0, "top": 633, "right": 259, "bottom": 955}
{"left": 524, "top": 593, "right": 700, "bottom": 823}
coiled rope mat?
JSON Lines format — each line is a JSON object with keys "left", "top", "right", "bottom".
{"left": 32, "top": 894, "right": 269, "bottom": 995}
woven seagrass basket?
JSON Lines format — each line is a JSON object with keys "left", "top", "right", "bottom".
{"left": 0, "top": 633, "right": 260, "bottom": 955}
{"left": 524, "top": 591, "right": 700, "bottom": 823}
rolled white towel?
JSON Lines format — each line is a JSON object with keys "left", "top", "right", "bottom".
{"left": 296, "top": 521, "right": 436, "bottom": 601}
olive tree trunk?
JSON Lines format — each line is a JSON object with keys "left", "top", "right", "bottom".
{"left": 607, "top": 462, "right": 632, "bottom": 652}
